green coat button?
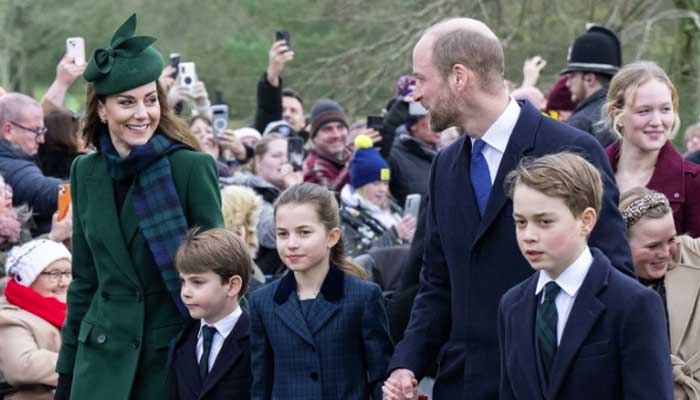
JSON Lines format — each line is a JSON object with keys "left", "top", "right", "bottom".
{"left": 97, "top": 334, "right": 107, "bottom": 344}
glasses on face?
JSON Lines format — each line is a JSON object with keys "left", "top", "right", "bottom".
{"left": 40, "top": 270, "right": 72, "bottom": 282}
{"left": 9, "top": 121, "right": 48, "bottom": 137}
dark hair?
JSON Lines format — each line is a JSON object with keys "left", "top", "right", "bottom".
{"left": 83, "top": 81, "right": 201, "bottom": 151}
{"left": 273, "top": 183, "right": 369, "bottom": 280}
{"left": 282, "top": 88, "right": 304, "bottom": 106}
{"left": 175, "top": 227, "right": 252, "bottom": 296}
{"left": 42, "top": 110, "right": 82, "bottom": 154}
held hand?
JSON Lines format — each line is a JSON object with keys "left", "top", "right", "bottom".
{"left": 159, "top": 65, "right": 177, "bottom": 92}
{"left": 191, "top": 81, "right": 210, "bottom": 107}
{"left": 48, "top": 206, "right": 72, "bottom": 243}
{"left": 522, "top": 56, "right": 547, "bottom": 87}
{"left": 216, "top": 130, "right": 246, "bottom": 160}
{"left": 267, "top": 40, "right": 295, "bottom": 87}
{"left": 383, "top": 369, "right": 418, "bottom": 400}
{"left": 167, "top": 84, "right": 191, "bottom": 109}
{"left": 395, "top": 215, "right": 416, "bottom": 242}
{"left": 349, "top": 128, "right": 382, "bottom": 148}
{"left": 56, "top": 54, "right": 87, "bottom": 87}
{"left": 280, "top": 163, "right": 303, "bottom": 188}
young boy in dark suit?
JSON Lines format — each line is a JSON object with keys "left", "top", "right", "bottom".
{"left": 498, "top": 153, "right": 673, "bottom": 400}
{"left": 171, "top": 228, "right": 252, "bottom": 400}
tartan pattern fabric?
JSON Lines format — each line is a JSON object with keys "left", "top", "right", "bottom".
{"left": 470, "top": 139, "right": 492, "bottom": 215}
{"left": 537, "top": 281, "right": 561, "bottom": 383}
{"left": 100, "top": 130, "right": 189, "bottom": 317}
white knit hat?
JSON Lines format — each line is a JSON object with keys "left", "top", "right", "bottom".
{"left": 234, "top": 127, "right": 262, "bottom": 142}
{"left": 5, "top": 239, "right": 71, "bottom": 286}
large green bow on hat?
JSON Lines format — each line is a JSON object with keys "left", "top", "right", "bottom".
{"left": 84, "top": 14, "right": 164, "bottom": 96}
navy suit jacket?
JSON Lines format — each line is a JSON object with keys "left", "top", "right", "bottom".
{"left": 498, "top": 248, "right": 672, "bottom": 400}
{"left": 172, "top": 313, "right": 251, "bottom": 400}
{"left": 249, "top": 266, "right": 394, "bottom": 400}
{"left": 388, "top": 101, "right": 634, "bottom": 399}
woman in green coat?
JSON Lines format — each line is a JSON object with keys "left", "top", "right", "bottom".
{"left": 55, "top": 15, "right": 223, "bottom": 399}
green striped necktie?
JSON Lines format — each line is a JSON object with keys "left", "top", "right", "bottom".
{"left": 537, "top": 281, "right": 561, "bottom": 383}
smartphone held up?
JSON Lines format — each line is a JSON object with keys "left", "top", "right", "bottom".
{"left": 66, "top": 37, "right": 86, "bottom": 66}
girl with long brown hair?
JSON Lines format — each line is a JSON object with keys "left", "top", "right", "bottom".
{"left": 248, "top": 182, "right": 393, "bottom": 400}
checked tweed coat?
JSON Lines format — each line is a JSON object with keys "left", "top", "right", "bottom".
{"left": 56, "top": 149, "right": 223, "bottom": 400}
{"left": 249, "top": 266, "right": 394, "bottom": 400}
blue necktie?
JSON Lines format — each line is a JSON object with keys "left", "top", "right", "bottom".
{"left": 199, "top": 325, "right": 217, "bottom": 382}
{"left": 470, "top": 139, "right": 492, "bottom": 215}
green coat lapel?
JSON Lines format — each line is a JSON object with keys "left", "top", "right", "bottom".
{"left": 86, "top": 157, "right": 141, "bottom": 288}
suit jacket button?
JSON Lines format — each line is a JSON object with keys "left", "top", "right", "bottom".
{"left": 135, "top": 292, "right": 143, "bottom": 302}
{"left": 97, "top": 334, "right": 107, "bottom": 344}
{"left": 310, "top": 372, "right": 318, "bottom": 381}
{"left": 131, "top": 340, "right": 140, "bottom": 349}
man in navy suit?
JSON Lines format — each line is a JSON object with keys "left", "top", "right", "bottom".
{"left": 498, "top": 153, "right": 671, "bottom": 399}
{"left": 383, "top": 18, "right": 633, "bottom": 400}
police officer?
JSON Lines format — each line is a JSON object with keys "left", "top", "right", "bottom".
{"left": 561, "top": 24, "right": 621, "bottom": 147}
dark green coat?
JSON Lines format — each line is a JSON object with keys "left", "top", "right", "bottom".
{"left": 56, "top": 149, "right": 223, "bottom": 399}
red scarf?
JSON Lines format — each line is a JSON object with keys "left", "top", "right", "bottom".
{"left": 4, "top": 279, "right": 67, "bottom": 328}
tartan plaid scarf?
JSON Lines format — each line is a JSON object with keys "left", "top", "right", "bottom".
{"left": 100, "top": 129, "right": 189, "bottom": 318}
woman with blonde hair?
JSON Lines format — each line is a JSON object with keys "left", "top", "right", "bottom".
{"left": 604, "top": 61, "right": 700, "bottom": 237}
{"left": 221, "top": 184, "right": 265, "bottom": 286}
{"left": 620, "top": 187, "right": 700, "bottom": 399}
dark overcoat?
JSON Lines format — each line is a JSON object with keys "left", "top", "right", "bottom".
{"left": 388, "top": 101, "right": 633, "bottom": 399}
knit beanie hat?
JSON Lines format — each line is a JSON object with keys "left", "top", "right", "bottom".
{"left": 83, "top": 14, "right": 164, "bottom": 96}
{"left": 5, "top": 239, "right": 72, "bottom": 286}
{"left": 310, "top": 99, "right": 348, "bottom": 138}
{"left": 350, "top": 135, "right": 390, "bottom": 189}
{"left": 546, "top": 76, "right": 576, "bottom": 112}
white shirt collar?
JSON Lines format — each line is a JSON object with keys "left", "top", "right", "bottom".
{"left": 536, "top": 246, "right": 593, "bottom": 297}
{"left": 472, "top": 96, "right": 520, "bottom": 153}
{"left": 198, "top": 306, "right": 243, "bottom": 340}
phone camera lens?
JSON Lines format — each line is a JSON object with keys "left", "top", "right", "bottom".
{"left": 184, "top": 77, "right": 192, "bottom": 85}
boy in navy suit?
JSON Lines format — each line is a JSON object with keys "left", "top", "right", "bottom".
{"left": 498, "top": 153, "right": 672, "bottom": 400}
{"left": 171, "top": 228, "right": 252, "bottom": 400}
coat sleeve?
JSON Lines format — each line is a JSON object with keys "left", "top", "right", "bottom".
{"left": 249, "top": 293, "right": 273, "bottom": 400}
{"left": 10, "top": 161, "right": 62, "bottom": 221}
{"left": 184, "top": 154, "right": 224, "bottom": 230}
{"left": 56, "top": 156, "right": 98, "bottom": 375}
{"left": 573, "top": 135, "right": 634, "bottom": 276}
{"left": 253, "top": 72, "right": 283, "bottom": 133}
{"left": 620, "top": 289, "right": 674, "bottom": 400}
{"left": 362, "top": 284, "right": 394, "bottom": 400}
{"left": 0, "top": 320, "right": 58, "bottom": 386}
{"left": 388, "top": 151, "right": 452, "bottom": 379}
{"left": 497, "top": 297, "right": 516, "bottom": 400}
{"left": 682, "top": 167, "right": 700, "bottom": 238}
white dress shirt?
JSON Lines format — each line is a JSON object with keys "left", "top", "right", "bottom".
{"left": 470, "top": 97, "right": 521, "bottom": 184}
{"left": 535, "top": 247, "right": 593, "bottom": 345}
{"left": 196, "top": 306, "right": 243, "bottom": 371}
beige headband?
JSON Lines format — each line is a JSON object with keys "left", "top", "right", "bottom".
{"left": 621, "top": 193, "right": 669, "bottom": 227}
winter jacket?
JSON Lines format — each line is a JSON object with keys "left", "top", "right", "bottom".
{"left": 567, "top": 89, "right": 617, "bottom": 147}
{"left": 37, "top": 150, "right": 81, "bottom": 181}
{"left": 303, "top": 148, "right": 350, "bottom": 192}
{"left": 0, "top": 299, "right": 61, "bottom": 400}
{"left": 388, "top": 131, "right": 437, "bottom": 206}
{"left": 340, "top": 185, "right": 404, "bottom": 258}
{"left": 0, "top": 141, "right": 63, "bottom": 235}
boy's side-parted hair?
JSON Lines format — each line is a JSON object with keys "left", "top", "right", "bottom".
{"left": 274, "top": 182, "right": 369, "bottom": 280}
{"left": 175, "top": 227, "right": 252, "bottom": 296}
{"left": 504, "top": 152, "right": 603, "bottom": 217}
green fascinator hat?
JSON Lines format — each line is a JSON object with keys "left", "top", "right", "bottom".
{"left": 84, "top": 14, "right": 164, "bottom": 96}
